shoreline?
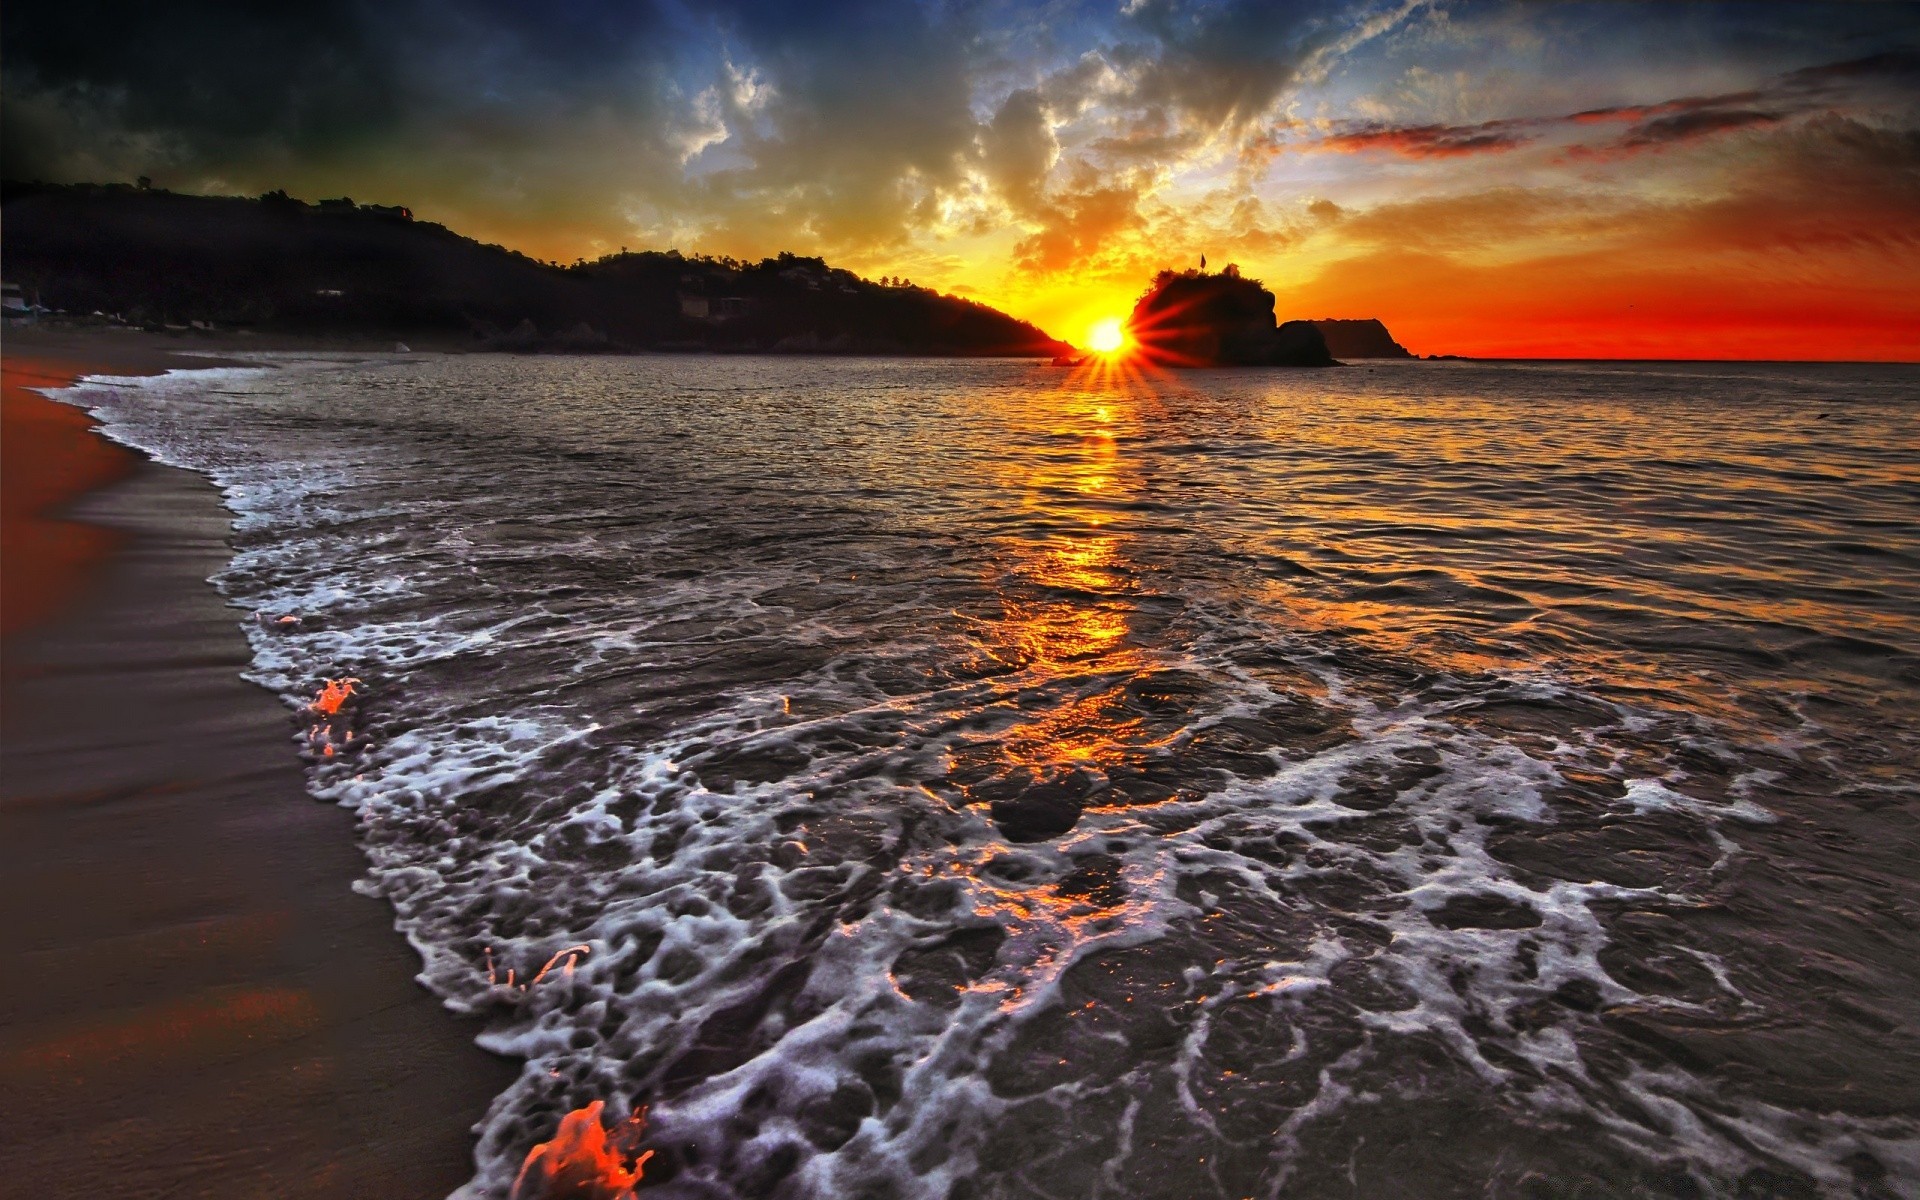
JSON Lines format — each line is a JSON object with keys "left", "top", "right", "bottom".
{"left": 0, "top": 329, "right": 517, "bottom": 1198}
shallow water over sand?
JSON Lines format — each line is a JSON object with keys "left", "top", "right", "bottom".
{"left": 69, "top": 354, "right": 1920, "bottom": 1198}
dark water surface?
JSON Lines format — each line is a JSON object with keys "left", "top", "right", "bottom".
{"left": 71, "top": 356, "right": 1920, "bottom": 1198}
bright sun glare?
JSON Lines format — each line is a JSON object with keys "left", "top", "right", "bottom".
{"left": 1087, "top": 318, "right": 1126, "bottom": 354}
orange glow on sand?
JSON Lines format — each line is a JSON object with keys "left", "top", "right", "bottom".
{"left": 7, "top": 986, "right": 320, "bottom": 1078}
{"left": 512, "top": 1101, "right": 653, "bottom": 1200}
{"left": 1, "top": 357, "right": 138, "bottom": 636}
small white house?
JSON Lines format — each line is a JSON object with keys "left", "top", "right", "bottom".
{"left": 2, "top": 281, "right": 34, "bottom": 322}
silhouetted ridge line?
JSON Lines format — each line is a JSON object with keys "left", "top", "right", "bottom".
{"left": 0, "top": 181, "right": 1071, "bottom": 356}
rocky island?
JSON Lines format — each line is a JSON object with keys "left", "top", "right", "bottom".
{"left": 1124, "top": 266, "right": 1335, "bottom": 367}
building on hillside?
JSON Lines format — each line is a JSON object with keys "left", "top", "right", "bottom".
{"left": 678, "top": 293, "right": 756, "bottom": 322}
{"left": 3, "top": 281, "right": 37, "bottom": 323}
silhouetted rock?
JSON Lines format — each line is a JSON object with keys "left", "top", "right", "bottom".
{"left": 554, "top": 321, "right": 608, "bottom": 348}
{"left": 1275, "top": 320, "right": 1333, "bottom": 364}
{"left": 499, "top": 318, "right": 540, "bottom": 349}
{"left": 1310, "top": 318, "right": 1413, "bottom": 358}
{"left": 988, "top": 772, "right": 1091, "bottom": 842}
{"left": 1125, "top": 266, "right": 1335, "bottom": 367}
{"left": 990, "top": 792, "right": 1083, "bottom": 843}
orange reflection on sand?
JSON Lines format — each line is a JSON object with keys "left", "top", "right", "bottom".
{"left": 0, "top": 356, "right": 138, "bottom": 636}
{"left": 5, "top": 986, "right": 320, "bottom": 1079}
{"left": 511, "top": 1100, "right": 652, "bottom": 1200}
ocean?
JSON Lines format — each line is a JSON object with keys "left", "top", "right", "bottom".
{"left": 66, "top": 354, "right": 1920, "bottom": 1199}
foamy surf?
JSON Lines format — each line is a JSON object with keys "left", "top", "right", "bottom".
{"left": 52, "top": 353, "right": 1920, "bottom": 1198}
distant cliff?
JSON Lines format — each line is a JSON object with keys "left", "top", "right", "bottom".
{"left": 0, "top": 181, "right": 1070, "bottom": 357}
{"left": 1124, "top": 267, "right": 1334, "bottom": 367}
{"left": 1310, "top": 318, "right": 1413, "bottom": 359}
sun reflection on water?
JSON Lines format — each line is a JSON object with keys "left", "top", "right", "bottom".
{"left": 941, "top": 377, "right": 1178, "bottom": 834}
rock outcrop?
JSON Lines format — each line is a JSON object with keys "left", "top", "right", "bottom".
{"left": 1309, "top": 318, "right": 1413, "bottom": 358}
{"left": 1125, "top": 267, "right": 1335, "bottom": 367}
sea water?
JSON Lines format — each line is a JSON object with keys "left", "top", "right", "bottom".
{"left": 64, "top": 354, "right": 1920, "bottom": 1198}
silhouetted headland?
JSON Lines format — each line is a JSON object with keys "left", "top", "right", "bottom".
{"left": 1310, "top": 318, "right": 1413, "bottom": 359}
{"left": 1125, "top": 266, "right": 1335, "bottom": 367}
{"left": 0, "top": 182, "right": 1071, "bottom": 357}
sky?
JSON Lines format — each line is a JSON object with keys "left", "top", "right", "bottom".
{"left": 5, "top": 1, "right": 1917, "bottom": 359}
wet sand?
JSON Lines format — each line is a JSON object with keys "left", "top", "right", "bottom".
{"left": 0, "top": 330, "right": 517, "bottom": 1198}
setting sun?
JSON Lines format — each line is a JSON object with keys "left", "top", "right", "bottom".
{"left": 1087, "top": 318, "right": 1127, "bottom": 355}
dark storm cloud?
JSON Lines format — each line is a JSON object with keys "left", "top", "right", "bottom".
{"left": 2, "top": 1, "right": 397, "bottom": 164}
{"left": 0, "top": 0, "right": 680, "bottom": 183}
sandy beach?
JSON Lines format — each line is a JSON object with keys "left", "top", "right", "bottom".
{"left": 0, "top": 329, "right": 516, "bottom": 1199}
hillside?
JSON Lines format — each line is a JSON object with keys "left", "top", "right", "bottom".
{"left": 0, "top": 182, "right": 1069, "bottom": 357}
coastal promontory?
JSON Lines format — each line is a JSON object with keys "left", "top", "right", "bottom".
{"left": 1310, "top": 318, "right": 1414, "bottom": 359}
{"left": 1124, "top": 266, "right": 1335, "bottom": 367}
{"left": 0, "top": 181, "right": 1070, "bottom": 357}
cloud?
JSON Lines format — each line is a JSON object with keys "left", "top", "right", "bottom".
{"left": 982, "top": 88, "right": 1056, "bottom": 215}
{"left": 1311, "top": 118, "right": 1536, "bottom": 157}
{"left": 1618, "top": 107, "right": 1783, "bottom": 147}
{"left": 1, "top": 1, "right": 399, "bottom": 180}
{"left": 1778, "top": 47, "right": 1920, "bottom": 90}
{"left": 1673, "top": 114, "right": 1920, "bottom": 255}
{"left": 657, "top": 0, "right": 993, "bottom": 255}
{"left": 1118, "top": 0, "right": 1351, "bottom": 136}
{"left": 1567, "top": 47, "right": 1918, "bottom": 158}
{"left": 0, "top": 0, "right": 1435, "bottom": 271}
{"left": 1322, "top": 113, "right": 1920, "bottom": 262}
{"left": 975, "top": 0, "right": 1434, "bottom": 280}
{"left": 1285, "top": 47, "right": 1918, "bottom": 163}
{"left": 1012, "top": 182, "right": 1149, "bottom": 274}
{"left": 1328, "top": 186, "right": 1634, "bottom": 251}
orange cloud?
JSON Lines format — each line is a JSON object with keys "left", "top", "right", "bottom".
{"left": 1308, "top": 120, "right": 1536, "bottom": 158}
